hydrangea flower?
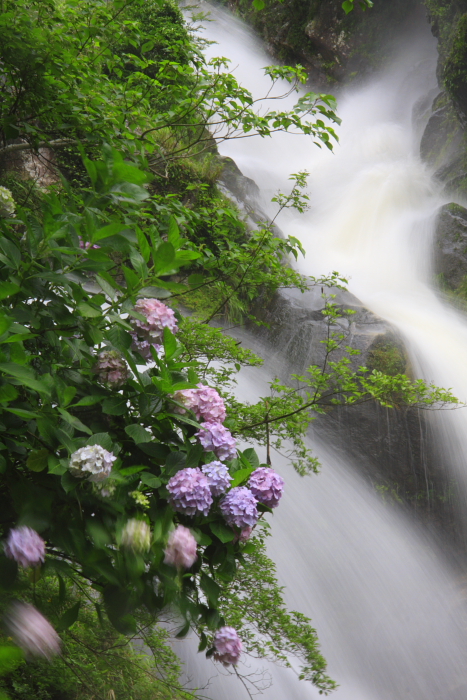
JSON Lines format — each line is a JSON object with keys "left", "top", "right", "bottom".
{"left": 164, "top": 525, "right": 197, "bottom": 569}
{"left": 121, "top": 519, "right": 151, "bottom": 552}
{"left": 5, "top": 602, "right": 60, "bottom": 660}
{"left": 220, "top": 487, "right": 259, "bottom": 530}
{"left": 239, "top": 526, "right": 253, "bottom": 543}
{"left": 69, "top": 445, "right": 116, "bottom": 483}
{"left": 130, "top": 299, "right": 178, "bottom": 360}
{"left": 173, "top": 384, "right": 226, "bottom": 423}
{"left": 167, "top": 468, "right": 213, "bottom": 517}
{"left": 248, "top": 467, "right": 284, "bottom": 509}
{"left": 94, "top": 350, "right": 130, "bottom": 389}
{"left": 201, "top": 461, "right": 232, "bottom": 497}
{"left": 0, "top": 186, "right": 15, "bottom": 218}
{"left": 92, "top": 481, "right": 117, "bottom": 499}
{"left": 213, "top": 626, "right": 242, "bottom": 666}
{"left": 196, "top": 422, "right": 237, "bottom": 462}
{"left": 4, "top": 526, "right": 46, "bottom": 568}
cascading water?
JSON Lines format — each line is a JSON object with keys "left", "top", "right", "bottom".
{"left": 176, "top": 3, "right": 467, "bottom": 699}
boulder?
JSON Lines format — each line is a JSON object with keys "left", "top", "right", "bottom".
{"left": 433, "top": 202, "right": 467, "bottom": 290}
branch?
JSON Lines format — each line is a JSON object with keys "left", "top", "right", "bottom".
{"left": 0, "top": 139, "right": 79, "bottom": 156}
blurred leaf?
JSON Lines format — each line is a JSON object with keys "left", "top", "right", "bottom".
{"left": 125, "top": 424, "right": 152, "bottom": 443}
{"left": 0, "top": 364, "right": 51, "bottom": 395}
{"left": 154, "top": 242, "right": 175, "bottom": 273}
{"left": 56, "top": 602, "right": 80, "bottom": 631}
{"left": 200, "top": 573, "right": 221, "bottom": 607}
{"left": 140, "top": 472, "right": 161, "bottom": 488}
{"left": 0, "top": 646, "right": 23, "bottom": 674}
{"left": 0, "top": 282, "right": 20, "bottom": 300}
{"left": 87, "top": 432, "right": 113, "bottom": 451}
{"left": 210, "top": 522, "right": 235, "bottom": 543}
{"left": 102, "top": 396, "right": 127, "bottom": 415}
{"left": 58, "top": 408, "right": 92, "bottom": 435}
{"left": 26, "top": 448, "right": 49, "bottom": 472}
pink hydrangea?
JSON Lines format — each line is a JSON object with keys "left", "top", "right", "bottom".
{"left": 4, "top": 526, "right": 46, "bottom": 568}
{"left": 213, "top": 626, "right": 242, "bottom": 666}
{"left": 130, "top": 335, "right": 163, "bottom": 361}
{"left": 173, "top": 384, "right": 226, "bottom": 423}
{"left": 248, "top": 467, "right": 284, "bottom": 509}
{"left": 201, "top": 461, "right": 232, "bottom": 497}
{"left": 94, "top": 350, "right": 130, "bottom": 389}
{"left": 167, "top": 468, "right": 213, "bottom": 517}
{"left": 196, "top": 422, "right": 237, "bottom": 462}
{"left": 164, "top": 525, "right": 197, "bottom": 569}
{"left": 219, "top": 487, "right": 259, "bottom": 530}
{"left": 5, "top": 602, "right": 61, "bottom": 660}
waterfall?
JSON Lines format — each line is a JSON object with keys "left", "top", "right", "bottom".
{"left": 176, "top": 3, "right": 467, "bottom": 698}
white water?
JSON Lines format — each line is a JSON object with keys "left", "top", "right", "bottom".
{"left": 177, "top": 4, "right": 467, "bottom": 699}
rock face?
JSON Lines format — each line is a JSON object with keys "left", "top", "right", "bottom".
{"left": 434, "top": 202, "right": 467, "bottom": 290}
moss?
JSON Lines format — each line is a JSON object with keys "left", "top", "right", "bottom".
{"left": 444, "top": 13, "right": 467, "bottom": 116}
{"left": 366, "top": 337, "right": 406, "bottom": 376}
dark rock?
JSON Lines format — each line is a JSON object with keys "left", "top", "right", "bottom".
{"left": 433, "top": 202, "right": 467, "bottom": 289}
{"left": 419, "top": 99, "right": 463, "bottom": 170}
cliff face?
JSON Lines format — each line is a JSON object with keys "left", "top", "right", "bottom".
{"left": 222, "top": 0, "right": 422, "bottom": 87}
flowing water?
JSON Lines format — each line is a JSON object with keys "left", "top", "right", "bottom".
{"left": 176, "top": 3, "right": 467, "bottom": 698}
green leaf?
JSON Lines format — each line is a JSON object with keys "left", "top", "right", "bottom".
{"left": 102, "top": 396, "right": 127, "bottom": 415}
{"left": 5, "top": 407, "right": 40, "bottom": 419}
{"left": 185, "top": 443, "right": 204, "bottom": 470}
{"left": 93, "top": 222, "right": 125, "bottom": 243}
{"left": 167, "top": 217, "right": 180, "bottom": 248}
{"left": 95, "top": 274, "right": 117, "bottom": 300}
{"left": 163, "top": 326, "right": 177, "bottom": 360}
{"left": 0, "top": 282, "right": 20, "bottom": 300}
{"left": 138, "top": 286, "right": 171, "bottom": 299}
{"left": 106, "top": 326, "right": 133, "bottom": 350}
{"left": 164, "top": 451, "right": 186, "bottom": 476}
{"left": 56, "top": 602, "right": 80, "bottom": 631}
{"left": 140, "top": 472, "right": 161, "bottom": 488}
{"left": 230, "top": 467, "right": 254, "bottom": 488}
{"left": 252, "top": 0, "right": 265, "bottom": 9}
{"left": 0, "top": 646, "right": 23, "bottom": 674}
{"left": 241, "top": 448, "right": 260, "bottom": 470}
{"left": 87, "top": 432, "right": 113, "bottom": 451}
{"left": 119, "top": 465, "right": 146, "bottom": 476}
{"left": 154, "top": 242, "right": 175, "bottom": 273}
{"left": 210, "top": 522, "right": 235, "bottom": 543}
{"left": 77, "top": 302, "right": 102, "bottom": 318}
{"left": 58, "top": 408, "right": 92, "bottom": 435}
{"left": 200, "top": 573, "right": 221, "bottom": 606}
{"left": 342, "top": 0, "right": 353, "bottom": 12}
{"left": 0, "top": 364, "right": 51, "bottom": 395}
{"left": 26, "top": 448, "right": 49, "bottom": 472}
{"left": 125, "top": 424, "right": 152, "bottom": 443}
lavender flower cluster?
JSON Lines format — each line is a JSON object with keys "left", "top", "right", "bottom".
{"left": 164, "top": 525, "right": 197, "bottom": 569}
{"left": 167, "top": 468, "right": 213, "bottom": 516}
{"left": 173, "top": 384, "right": 226, "bottom": 423}
{"left": 5, "top": 602, "right": 60, "bottom": 660}
{"left": 4, "top": 526, "right": 46, "bottom": 569}
{"left": 94, "top": 350, "right": 130, "bottom": 389}
{"left": 131, "top": 298, "right": 178, "bottom": 360}
{"left": 213, "top": 626, "right": 243, "bottom": 666}
{"left": 220, "top": 487, "right": 259, "bottom": 530}
{"left": 69, "top": 445, "right": 116, "bottom": 483}
{"left": 196, "top": 422, "right": 236, "bottom": 462}
{"left": 248, "top": 466, "right": 285, "bottom": 509}
{"left": 201, "top": 461, "right": 232, "bottom": 497}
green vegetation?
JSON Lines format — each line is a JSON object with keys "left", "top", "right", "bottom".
{"left": 366, "top": 337, "right": 406, "bottom": 377}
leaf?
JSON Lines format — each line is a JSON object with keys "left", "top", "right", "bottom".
{"left": 119, "top": 465, "right": 146, "bottom": 476}
{"left": 92, "top": 222, "right": 125, "bottom": 243}
{"left": 56, "top": 602, "right": 80, "bottom": 631}
{"left": 164, "top": 451, "right": 186, "bottom": 476}
{"left": 0, "top": 282, "right": 20, "bottom": 300}
{"left": 87, "top": 432, "right": 113, "bottom": 451}
{"left": 140, "top": 472, "right": 161, "bottom": 488}
{"left": 154, "top": 242, "right": 175, "bottom": 273}
{"left": 167, "top": 217, "right": 180, "bottom": 248}
{"left": 200, "top": 573, "right": 221, "bottom": 607}
{"left": 342, "top": 0, "right": 353, "bottom": 12}
{"left": 26, "top": 449, "right": 49, "bottom": 472}
{"left": 58, "top": 408, "right": 92, "bottom": 435}
{"left": 125, "top": 424, "right": 153, "bottom": 443}
{"left": 5, "top": 408, "right": 40, "bottom": 419}
{"left": 210, "top": 522, "right": 235, "bottom": 543}
{"left": 0, "top": 646, "right": 23, "bottom": 674}
{"left": 95, "top": 274, "right": 117, "bottom": 300}
{"left": 61, "top": 471, "right": 79, "bottom": 494}
{"left": 77, "top": 302, "right": 101, "bottom": 318}
{"left": 106, "top": 326, "right": 133, "bottom": 350}
{"left": 163, "top": 326, "right": 177, "bottom": 360}
{"left": 138, "top": 286, "right": 171, "bottom": 299}
{"left": 185, "top": 443, "right": 204, "bottom": 470}
{"left": 230, "top": 467, "right": 254, "bottom": 488}
{"left": 241, "top": 448, "right": 260, "bottom": 470}
{"left": 0, "top": 364, "right": 51, "bottom": 395}
{"left": 102, "top": 396, "right": 127, "bottom": 415}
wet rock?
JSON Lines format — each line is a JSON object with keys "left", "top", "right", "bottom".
{"left": 419, "top": 97, "right": 463, "bottom": 171}
{"left": 433, "top": 202, "right": 467, "bottom": 290}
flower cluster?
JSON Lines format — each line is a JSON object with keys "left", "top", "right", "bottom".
{"left": 0, "top": 186, "right": 15, "bottom": 218}
{"left": 121, "top": 519, "right": 151, "bottom": 552}
{"left": 220, "top": 487, "right": 259, "bottom": 530}
{"left": 4, "top": 526, "right": 46, "bottom": 569}
{"left": 173, "top": 384, "right": 226, "bottom": 423}
{"left": 202, "top": 461, "right": 232, "bottom": 497}
{"left": 78, "top": 236, "right": 100, "bottom": 250}
{"left": 167, "top": 468, "right": 213, "bottom": 517}
{"left": 5, "top": 602, "right": 60, "bottom": 660}
{"left": 213, "top": 626, "right": 243, "bottom": 666}
{"left": 164, "top": 525, "right": 197, "bottom": 569}
{"left": 69, "top": 445, "right": 116, "bottom": 483}
{"left": 249, "top": 467, "right": 285, "bottom": 509}
{"left": 94, "top": 350, "right": 130, "bottom": 389}
{"left": 92, "top": 481, "right": 117, "bottom": 499}
{"left": 131, "top": 298, "right": 178, "bottom": 360}
{"left": 196, "top": 422, "right": 236, "bottom": 462}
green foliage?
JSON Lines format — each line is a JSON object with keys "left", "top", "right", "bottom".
{"left": 366, "top": 337, "right": 406, "bottom": 376}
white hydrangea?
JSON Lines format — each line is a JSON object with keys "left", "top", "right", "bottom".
{"left": 121, "top": 519, "right": 151, "bottom": 552}
{"left": 69, "top": 445, "right": 116, "bottom": 483}
{"left": 0, "top": 186, "right": 16, "bottom": 218}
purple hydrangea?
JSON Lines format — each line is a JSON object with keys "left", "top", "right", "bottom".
{"left": 4, "top": 526, "right": 46, "bottom": 569}
{"left": 167, "top": 468, "right": 213, "bottom": 517}
{"left": 219, "top": 487, "right": 259, "bottom": 530}
{"left": 201, "top": 461, "right": 232, "bottom": 497}
{"left": 213, "top": 626, "right": 243, "bottom": 666}
{"left": 248, "top": 467, "right": 285, "bottom": 509}
{"left": 196, "top": 422, "right": 237, "bottom": 462}
{"left": 130, "top": 299, "right": 178, "bottom": 360}
{"left": 239, "top": 526, "right": 253, "bottom": 543}
{"left": 173, "top": 384, "right": 226, "bottom": 423}
{"left": 5, "top": 602, "right": 61, "bottom": 660}
{"left": 69, "top": 445, "right": 116, "bottom": 483}
{"left": 164, "top": 525, "right": 197, "bottom": 569}
{"left": 95, "top": 350, "right": 130, "bottom": 389}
